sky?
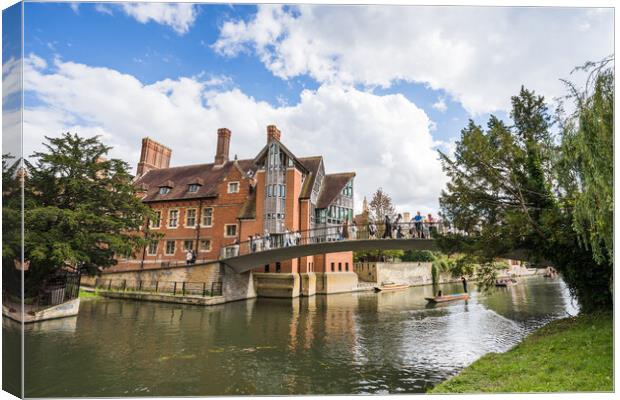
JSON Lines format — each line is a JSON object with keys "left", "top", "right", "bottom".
{"left": 3, "top": 2, "right": 614, "bottom": 214}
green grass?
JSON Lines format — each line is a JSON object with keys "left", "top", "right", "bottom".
{"left": 79, "top": 289, "right": 101, "bottom": 299}
{"left": 429, "top": 313, "right": 613, "bottom": 393}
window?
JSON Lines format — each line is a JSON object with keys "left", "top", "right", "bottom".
{"left": 264, "top": 264, "right": 270, "bottom": 273}
{"left": 338, "top": 263, "right": 342, "bottom": 272}
{"left": 165, "top": 240, "right": 176, "bottom": 255}
{"left": 186, "top": 209, "right": 196, "bottom": 227}
{"left": 159, "top": 186, "right": 171, "bottom": 195}
{"left": 151, "top": 211, "right": 161, "bottom": 228}
{"left": 279, "top": 184, "right": 284, "bottom": 197}
{"left": 275, "top": 262, "right": 281, "bottom": 273}
{"left": 168, "top": 209, "right": 179, "bottom": 228}
{"left": 225, "top": 224, "right": 237, "bottom": 237}
{"left": 227, "top": 182, "right": 239, "bottom": 193}
{"left": 345, "top": 262, "right": 349, "bottom": 272}
{"left": 331, "top": 262, "right": 335, "bottom": 272}
{"left": 147, "top": 241, "right": 158, "bottom": 255}
{"left": 188, "top": 184, "right": 200, "bottom": 193}
{"left": 202, "top": 207, "right": 213, "bottom": 227}
{"left": 199, "top": 240, "right": 212, "bottom": 252}
{"left": 267, "top": 185, "right": 272, "bottom": 197}
{"left": 183, "top": 240, "right": 194, "bottom": 251}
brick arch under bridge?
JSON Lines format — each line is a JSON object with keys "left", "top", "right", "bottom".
{"left": 219, "top": 239, "right": 546, "bottom": 274}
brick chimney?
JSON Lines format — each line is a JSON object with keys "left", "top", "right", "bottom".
{"left": 215, "top": 128, "right": 231, "bottom": 165}
{"left": 267, "top": 124, "right": 281, "bottom": 142}
{"left": 137, "top": 138, "right": 172, "bottom": 177}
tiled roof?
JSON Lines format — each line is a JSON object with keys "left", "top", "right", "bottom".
{"left": 238, "top": 189, "right": 257, "bottom": 219}
{"left": 135, "top": 159, "right": 255, "bottom": 202}
{"left": 316, "top": 172, "right": 355, "bottom": 209}
{"left": 298, "top": 156, "right": 322, "bottom": 199}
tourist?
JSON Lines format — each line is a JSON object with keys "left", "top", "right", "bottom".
{"left": 248, "top": 235, "right": 254, "bottom": 253}
{"left": 437, "top": 290, "right": 443, "bottom": 297}
{"left": 351, "top": 221, "right": 358, "bottom": 239}
{"left": 263, "top": 230, "right": 271, "bottom": 250}
{"left": 185, "top": 248, "right": 193, "bottom": 265}
{"left": 255, "top": 233, "right": 262, "bottom": 252}
{"left": 284, "top": 228, "right": 291, "bottom": 247}
{"left": 413, "top": 212, "right": 423, "bottom": 238}
{"left": 394, "top": 214, "right": 402, "bottom": 238}
{"left": 295, "top": 230, "right": 302, "bottom": 245}
{"left": 232, "top": 238, "right": 240, "bottom": 257}
{"left": 190, "top": 249, "right": 196, "bottom": 264}
{"left": 461, "top": 276, "right": 468, "bottom": 293}
{"left": 342, "top": 219, "right": 350, "bottom": 240}
{"left": 368, "top": 220, "right": 377, "bottom": 239}
{"left": 427, "top": 213, "right": 435, "bottom": 238}
{"left": 382, "top": 215, "right": 392, "bottom": 239}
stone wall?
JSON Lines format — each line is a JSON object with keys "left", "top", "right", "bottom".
{"left": 353, "top": 262, "right": 458, "bottom": 286}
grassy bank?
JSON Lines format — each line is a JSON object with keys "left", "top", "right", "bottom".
{"left": 429, "top": 312, "right": 613, "bottom": 393}
{"left": 79, "top": 289, "right": 101, "bottom": 299}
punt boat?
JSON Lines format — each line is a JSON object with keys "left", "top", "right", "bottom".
{"left": 424, "top": 293, "right": 469, "bottom": 303}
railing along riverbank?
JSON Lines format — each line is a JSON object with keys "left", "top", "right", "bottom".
{"left": 94, "top": 278, "right": 223, "bottom": 297}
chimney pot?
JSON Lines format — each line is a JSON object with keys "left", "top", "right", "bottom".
{"left": 267, "top": 124, "right": 281, "bottom": 142}
{"left": 137, "top": 137, "right": 172, "bottom": 177}
{"left": 215, "top": 128, "right": 231, "bottom": 165}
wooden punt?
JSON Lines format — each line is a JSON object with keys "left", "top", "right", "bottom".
{"left": 425, "top": 293, "right": 469, "bottom": 303}
{"left": 374, "top": 283, "right": 410, "bottom": 292}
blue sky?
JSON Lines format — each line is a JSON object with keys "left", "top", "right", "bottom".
{"left": 9, "top": 2, "right": 614, "bottom": 213}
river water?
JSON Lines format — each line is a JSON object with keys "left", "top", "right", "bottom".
{"left": 8, "top": 275, "right": 577, "bottom": 396}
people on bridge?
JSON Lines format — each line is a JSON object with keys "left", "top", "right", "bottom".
{"left": 342, "top": 219, "right": 350, "bottom": 240}
{"left": 368, "top": 220, "right": 377, "bottom": 239}
{"left": 351, "top": 221, "right": 358, "bottom": 239}
{"left": 383, "top": 215, "right": 393, "bottom": 239}
{"left": 255, "top": 233, "right": 262, "bottom": 252}
{"left": 263, "top": 230, "right": 271, "bottom": 250}
{"left": 413, "top": 212, "right": 423, "bottom": 238}
{"left": 284, "top": 229, "right": 291, "bottom": 247}
{"left": 191, "top": 249, "right": 196, "bottom": 264}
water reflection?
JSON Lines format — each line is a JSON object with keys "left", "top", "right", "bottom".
{"left": 21, "top": 276, "right": 576, "bottom": 396}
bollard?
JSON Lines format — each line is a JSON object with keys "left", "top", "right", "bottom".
{"left": 202, "top": 282, "right": 206, "bottom": 297}
{"left": 155, "top": 281, "right": 159, "bottom": 293}
{"left": 173, "top": 282, "right": 177, "bottom": 295}
{"left": 182, "top": 282, "right": 186, "bottom": 296}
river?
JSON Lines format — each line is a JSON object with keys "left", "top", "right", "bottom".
{"left": 6, "top": 275, "right": 577, "bottom": 396}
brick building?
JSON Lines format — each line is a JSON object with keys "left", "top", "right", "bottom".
{"left": 114, "top": 125, "right": 357, "bottom": 295}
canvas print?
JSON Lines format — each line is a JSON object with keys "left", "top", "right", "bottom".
{"left": 1, "top": 1, "right": 615, "bottom": 397}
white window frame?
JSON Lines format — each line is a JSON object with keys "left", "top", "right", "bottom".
{"left": 199, "top": 239, "right": 212, "bottom": 252}
{"left": 168, "top": 209, "right": 179, "bottom": 228}
{"left": 151, "top": 210, "right": 161, "bottom": 229}
{"left": 183, "top": 240, "right": 194, "bottom": 251}
{"left": 186, "top": 208, "right": 197, "bottom": 227}
{"left": 188, "top": 184, "right": 200, "bottom": 193}
{"left": 165, "top": 240, "right": 176, "bottom": 255}
{"left": 224, "top": 224, "right": 238, "bottom": 238}
{"left": 227, "top": 181, "right": 240, "bottom": 194}
{"left": 202, "top": 207, "right": 214, "bottom": 227}
{"left": 159, "top": 186, "right": 171, "bottom": 195}
{"left": 147, "top": 240, "right": 158, "bottom": 255}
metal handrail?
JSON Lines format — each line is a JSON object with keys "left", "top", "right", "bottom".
{"left": 220, "top": 221, "right": 448, "bottom": 260}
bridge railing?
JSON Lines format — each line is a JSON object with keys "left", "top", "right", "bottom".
{"left": 219, "top": 221, "right": 449, "bottom": 260}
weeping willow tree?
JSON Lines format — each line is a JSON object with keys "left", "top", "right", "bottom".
{"left": 558, "top": 57, "right": 613, "bottom": 266}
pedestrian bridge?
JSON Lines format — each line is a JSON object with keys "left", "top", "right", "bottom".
{"left": 220, "top": 238, "right": 441, "bottom": 273}
{"left": 217, "top": 222, "right": 549, "bottom": 273}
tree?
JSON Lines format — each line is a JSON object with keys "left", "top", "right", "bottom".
{"left": 368, "top": 187, "right": 395, "bottom": 222}
{"left": 437, "top": 81, "right": 612, "bottom": 313}
{"left": 557, "top": 58, "right": 613, "bottom": 266}
{"left": 22, "top": 133, "right": 153, "bottom": 295}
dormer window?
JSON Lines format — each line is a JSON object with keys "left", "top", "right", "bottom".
{"left": 188, "top": 184, "right": 200, "bottom": 193}
{"left": 159, "top": 186, "right": 171, "bottom": 195}
{"left": 228, "top": 182, "right": 239, "bottom": 193}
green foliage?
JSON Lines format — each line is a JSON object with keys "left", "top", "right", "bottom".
{"left": 401, "top": 250, "right": 436, "bottom": 262}
{"left": 429, "top": 313, "right": 613, "bottom": 393}
{"left": 354, "top": 249, "right": 404, "bottom": 262}
{"left": 437, "top": 69, "right": 613, "bottom": 312}
{"left": 17, "top": 133, "right": 154, "bottom": 294}
{"left": 430, "top": 262, "right": 439, "bottom": 287}
{"left": 557, "top": 58, "right": 613, "bottom": 265}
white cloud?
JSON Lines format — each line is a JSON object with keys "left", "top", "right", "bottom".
{"left": 213, "top": 5, "right": 613, "bottom": 115}
{"left": 94, "top": 4, "right": 114, "bottom": 16}
{"left": 23, "top": 55, "right": 445, "bottom": 214}
{"left": 69, "top": 3, "right": 79, "bottom": 14}
{"left": 432, "top": 97, "right": 447, "bottom": 113}
{"left": 120, "top": 3, "right": 198, "bottom": 34}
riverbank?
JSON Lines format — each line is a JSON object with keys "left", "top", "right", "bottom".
{"left": 429, "top": 312, "right": 613, "bottom": 393}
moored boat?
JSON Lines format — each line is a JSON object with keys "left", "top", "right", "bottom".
{"left": 425, "top": 293, "right": 469, "bottom": 303}
{"left": 374, "top": 283, "right": 409, "bottom": 292}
